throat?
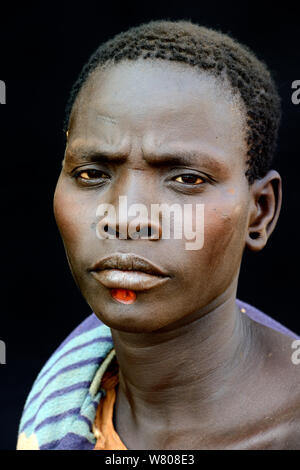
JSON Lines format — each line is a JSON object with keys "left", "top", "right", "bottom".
{"left": 110, "top": 296, "right": 260, "bottom": 429}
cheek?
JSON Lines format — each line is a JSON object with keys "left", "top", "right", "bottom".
{"left": 53, "top": 178, "right": 92, "bottom": 250}
{"left": 172, "top": 198, "right": 248, "bottom": 287}
{"left": 203, "top": 200, "right": 248, "bottom": 274}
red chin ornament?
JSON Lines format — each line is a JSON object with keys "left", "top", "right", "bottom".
{"left": 111, "top": 288, "right": 137, "bottom": 304}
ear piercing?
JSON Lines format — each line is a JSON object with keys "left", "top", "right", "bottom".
{"left": 249, "top": 232, "right": 260, "bottom": 240}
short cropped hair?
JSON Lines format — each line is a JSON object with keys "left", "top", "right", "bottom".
{"left": 63, "top": 20, "right": 281, "bottom": 183}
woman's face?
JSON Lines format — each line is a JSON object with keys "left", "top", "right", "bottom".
{"left": 54, "top": 60, "right": 252, "bottom": 333}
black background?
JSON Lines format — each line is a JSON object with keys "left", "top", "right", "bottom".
{"left": 0, "top": 0, "right": 299, "bottom": 450}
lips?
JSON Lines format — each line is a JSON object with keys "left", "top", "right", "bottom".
{"left": 89, "top": 253, "right": 170, "bottom": 291}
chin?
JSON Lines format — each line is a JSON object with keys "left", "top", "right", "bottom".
{"left": 90, "top": 300, "right": 172, "bottom": 334}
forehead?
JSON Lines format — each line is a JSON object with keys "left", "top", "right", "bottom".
{"left": 68, "top": 60, "right": 247, "bottom": 168}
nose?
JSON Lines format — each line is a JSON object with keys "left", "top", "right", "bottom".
{"left": 97, "top": 212, "right": 162, "bottom": 241}
{"left": 96, "top": 168, "right": 163, "bottom": 241}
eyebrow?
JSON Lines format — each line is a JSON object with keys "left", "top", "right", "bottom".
{"left": 65, "top": 146, "right": 128, "bottom": 164}
{"left": 142, "top": 149, "right": 227, "bottom": 173}
{"left": 65, "top": 145, "right": 228, "bottom": 175}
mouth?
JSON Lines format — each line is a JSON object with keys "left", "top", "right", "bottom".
{"left": 89, "top": 252, "right": 170, "bottom": 291}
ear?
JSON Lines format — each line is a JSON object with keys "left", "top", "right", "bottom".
{"left": 246, "top": 170, "right": 282, "bottom": 252}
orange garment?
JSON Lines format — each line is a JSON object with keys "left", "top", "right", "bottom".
{"left": 93, "top": 357, "right": 127, "bottom": 450}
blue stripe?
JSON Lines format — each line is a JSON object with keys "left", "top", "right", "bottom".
{"left": 20, "top": 381, "right": 91, "bottom": 433}
{"left": 35, "top": 336, "right": 111, "bottom": 386}
{"left": 24, "top": 357, "right": 102, "bottom": 413}
{"left": 31, "top": 324, "right": 111, "bottom": 387}
{"left": 20, "top": 359, "right": 103, "bottom": 431}
{"left": 35, "top": 407, "right": 81, "bottom": 432}
{"left": 34, "top": 415, "right": 96, "bottom": 447}
{"left": 33, "top": 329, "right": 111, "bottom": 384}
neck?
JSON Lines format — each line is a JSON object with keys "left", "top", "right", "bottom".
{"left": 111, "top": 283, "right": 263, "bottom": 440}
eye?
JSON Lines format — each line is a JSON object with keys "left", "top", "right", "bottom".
{"left": 78, "top": 170, "right": 108, "bottom": 180}
{"left": 75, "top": 169, "right": 110, "bottom": 182}
{"left": 174, "top": 174, "right": 205, "bottom": 185}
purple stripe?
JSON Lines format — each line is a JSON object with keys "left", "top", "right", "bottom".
{"left": 77, "top": 414, "right": 93, "bottom": 428}
{"left": 34, "top": 336, "right": 112, "bottom": 387}
{"left": 41, "top": 357, "right": 103, "bottom": 388}
{"left": 91, "top": 398, "right": 101, "bottom": 410}
{"left": 21, "top": 415, "right": 35, "bottom": 433}
{"left": 41, "top": 433, "right": 95, "bottom": 450}
{"left": 54, "top": 314, "right": 103, "bottom": 354}
{"left": 23, "top": 357, "right": 103, "bottom": 417}
{"left": 35, "top": 407, "right": 81, "bottom": 431}
{"left": 40, "top": 438, "right": 61, "bottom": 450}
{"left": 21, "top": 381, "right": 91, "bottom": 433}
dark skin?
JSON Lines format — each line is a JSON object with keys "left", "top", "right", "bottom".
{"left": 54, "top": 60, "right": 300, "bottom": 449}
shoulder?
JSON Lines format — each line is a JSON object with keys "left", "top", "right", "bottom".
{"left": 244, "top": 300, "right": 300, "bottom": 393}
{"left": 269, "top": 388, "right": 300, "bottom": 450}
{"left": 17, "top": 313, "right": 113, "bottom": 450}
{"left": 252, "top": 317, "right": 300, "bottom": 449}
{"left": 284, "top": 398, "right": 300, "bottom": 449}
{"left": 237, "top": 299, "right": 300, "bottom": 449}
{"left": 237, "top": 299, "right": 300, "bottom": 340}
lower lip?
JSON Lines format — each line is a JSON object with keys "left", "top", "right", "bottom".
{"left": 90, "top": 269, "right": 169, "bottom": 291}
{"left": 111, "top": 288, "right": 137, "bottom": 304}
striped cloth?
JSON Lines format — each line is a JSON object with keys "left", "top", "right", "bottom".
{"left": 17, "top": 315, "right": 114, "bottom": 450}
{"left": 16, "top": 300, "right": 299, "bottom": 450}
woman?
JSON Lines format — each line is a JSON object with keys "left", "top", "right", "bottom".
{"left": 17, "top": 20, "right": 300, "bottom": 450}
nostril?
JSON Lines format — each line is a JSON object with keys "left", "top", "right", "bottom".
{"left": 126, "top": 223, "right": 155, "bottom": 239}
{"left": 131, "top": 224, "right": 162, "bottom": 240}
{"left": 134, "top": 225, "right": 155, "bottom": 238}
{"left": 138, "top": 226, "right": 147, "bottom": 237}
{"left": 98, "top": 220, "right": 161, "bottom": 240}
{"left": 105, "top": 224, "right": 118, "bottom": 236}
